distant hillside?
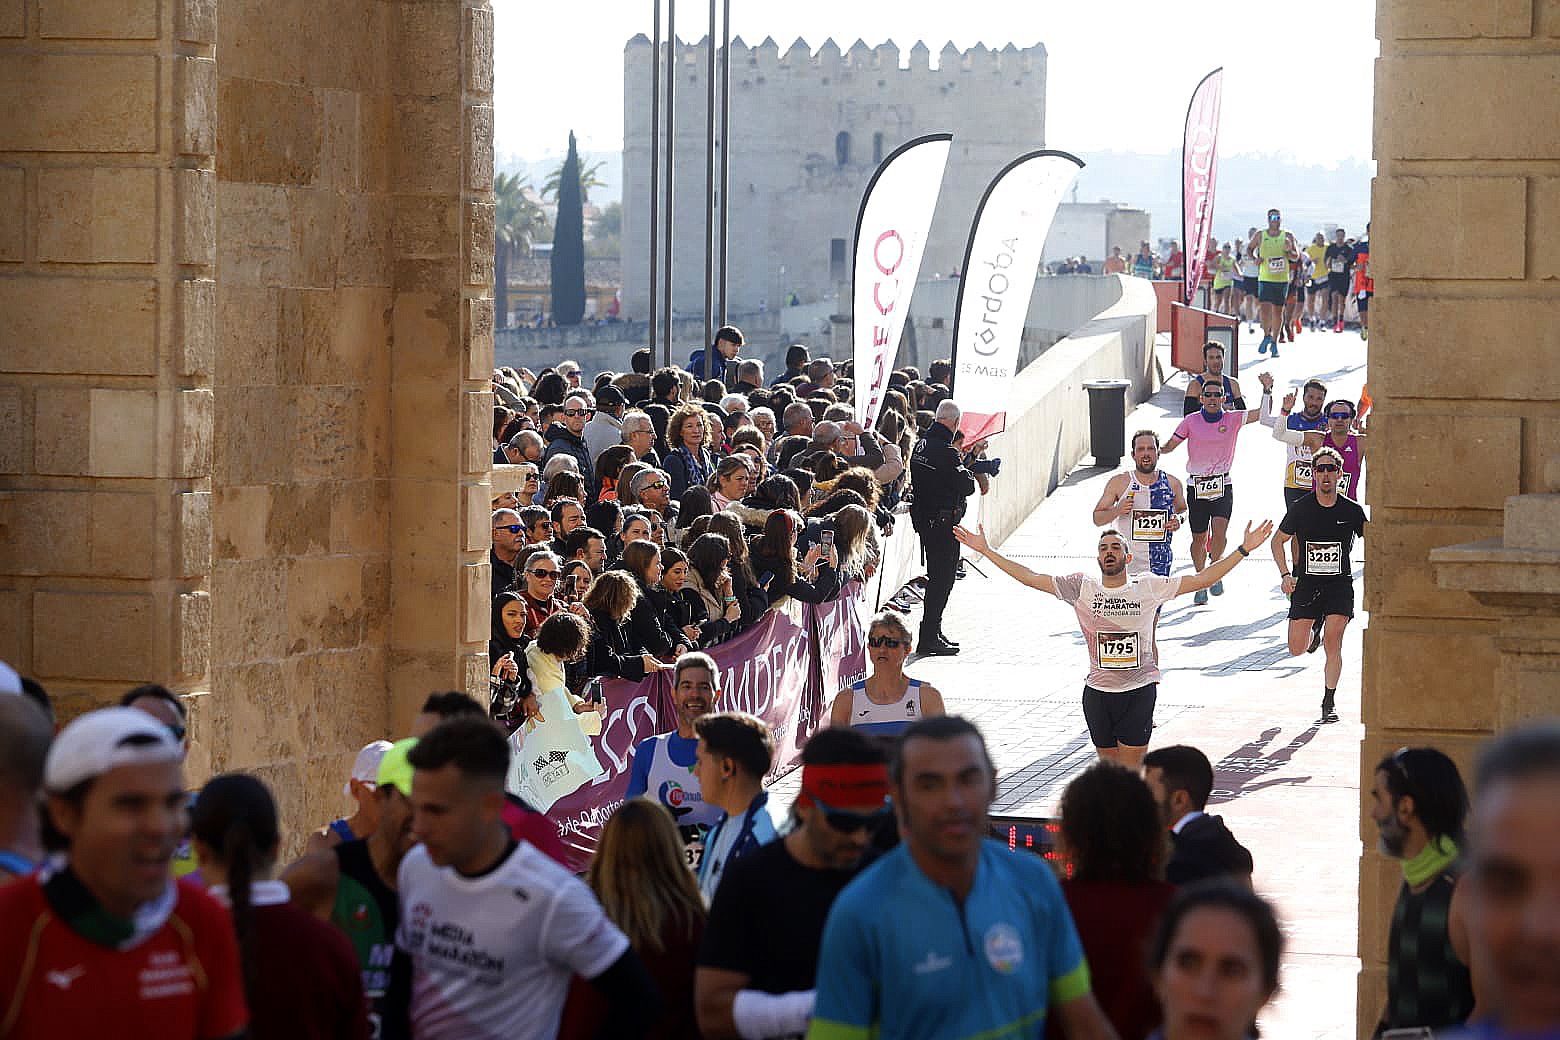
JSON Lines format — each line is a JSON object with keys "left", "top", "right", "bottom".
{"left": 1072, "top": 150, "right": 1374, "bottom": 244}
{"left": 498, "top": 147, "right": 1372, "bottom": 245}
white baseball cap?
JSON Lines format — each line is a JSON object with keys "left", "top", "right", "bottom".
{"left": 44, "top": 707, "right": 184, "bottom": 793}
{"left": 344, "top": 740, "right": 393, "bottom": 796}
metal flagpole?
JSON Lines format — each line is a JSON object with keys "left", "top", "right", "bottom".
{"left": 717, "top": 0, "right": 730, "bottom": 326}
{"left": 647, "top": 0, "right": 661, "bottom": 360}
{"left": 662, "top": 0, "right": 676, "bottom": 367}
{"left": 703, "top": 0, "right": 716, "bottom": 368}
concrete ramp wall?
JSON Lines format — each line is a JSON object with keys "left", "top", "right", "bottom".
{"left": 976, "top": 275, "right": 1159, "bottom": 546}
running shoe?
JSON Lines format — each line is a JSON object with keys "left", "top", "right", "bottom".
{"left": 1270, "top": 345, "right": 1280, "bottom": 358}
{"left": 1210, "top": 580, "right": 1225, "bottom": 597}
{"left": 1361, "top": 327, "right": 1368, "bottom": 341}
{"left": 1193, "top": 588, "right": 1209, "bottom": 606}
{"left": 1307, "top": 618, "right": 1323, "bottom": 654}
{"left": 1257, "top": 337, "right": 1269, "bottom": 355}
{"left": 1320, "top": 692, "right": 1339, "bottom": 723}
{"left": 1293, "top": 320, "right": 1301, "bottom": 336}
{"left": 1334, "top": 319, "right": 1344, "bottom": 333}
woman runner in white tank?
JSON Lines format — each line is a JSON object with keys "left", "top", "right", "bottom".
{"left": 829, "top": 612, "right": 945, "bottom": 736}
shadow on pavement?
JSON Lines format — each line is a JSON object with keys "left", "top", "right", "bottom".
{"left": 1208, "top": 724, "right": 1319, "bottom": 805}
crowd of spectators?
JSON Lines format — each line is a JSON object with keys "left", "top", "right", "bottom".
{"left": 484, "top": 328, "right": 962, "bottom": 731}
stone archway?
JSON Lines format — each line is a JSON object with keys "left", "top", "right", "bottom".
{"left": 0, "top": 0, "right": 496, "bottom": 835}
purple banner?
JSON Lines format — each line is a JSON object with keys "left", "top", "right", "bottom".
{"left": 545, "top": 586, "right": 868, "bottom": 871}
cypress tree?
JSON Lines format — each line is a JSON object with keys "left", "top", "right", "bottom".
{"left": 550, "top": 131, "right": 587, "bottom": 325}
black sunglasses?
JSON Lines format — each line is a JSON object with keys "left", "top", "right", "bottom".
{"left": 813, "top": 795, "right": 893, "bottom": 834}
{"left": 563, "top": 408, "right": 595, "bottom": 418}
{"left": 530, "top": 568, "right": 561, "bottom": 579}
{"left": 1313, "top": 463, "right": 1341, "bottom": 472}
{"left": 867, "top": 636, "right": 905, "bottom": 648}
{"left": 494, "top": 524, "right": 523, "bottom": 534}
{"left": 1328, "top": 411, "right": 1354, "bottom": 420}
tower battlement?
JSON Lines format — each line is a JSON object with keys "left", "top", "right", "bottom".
{"left": 625, "top": 35, "right": 1046, "bottom": 76}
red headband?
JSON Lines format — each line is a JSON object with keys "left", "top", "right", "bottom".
{"left": 797, "top": 763, "right": 891, "bottom": 810}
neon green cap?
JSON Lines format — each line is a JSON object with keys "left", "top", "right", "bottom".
{"left": 377, "top": 738, "right": 418, "bottom": 796}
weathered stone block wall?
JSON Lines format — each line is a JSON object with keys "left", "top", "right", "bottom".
{"left": 1, "top": 0, "right": 494, "bottom": 841}
{"left": 0, "top": 0, "right": 218, "bottom": 743}
{"left": 1362, "top": 1, "right": 1560, "bottom": 1029}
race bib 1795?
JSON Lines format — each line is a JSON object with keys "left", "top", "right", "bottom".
{"left": 1097, "top": 631, "right": 1140, "bottom": 669}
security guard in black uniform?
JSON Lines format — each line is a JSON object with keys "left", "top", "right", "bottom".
{"left": 909, "top": 400, "right": 977, "bottom": 656}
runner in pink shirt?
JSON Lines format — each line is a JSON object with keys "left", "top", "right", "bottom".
{"left": 955, "top": 521, "right": 1273, "bottom": 768}
{"left": 1161, "top": 380, "right": 1265, "bottom": 605}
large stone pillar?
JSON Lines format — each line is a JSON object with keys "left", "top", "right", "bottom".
{"left": 384, "top": 0, "right": 495, "bottom": 735}
{"left": 1363, "top": 2, "right": 1560, "bottom": 1030}
{"left": 0, "top": 0, "right": 216, "bottom": 752}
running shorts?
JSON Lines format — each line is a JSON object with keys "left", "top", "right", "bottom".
{"left": 1327, "top": 273, "right": 1351, "bottom": 295}
{"left": 1357, "top": 292, "right": 1371, "bottom": 313}
{"left": 1082, "top": 683, "right": 1157, "bottom": 748}
{"left": 1257, "top": 281, "right": 1288, "bottom": 306}
{"left": 1282, "top": 485, "right": 1311, "bottom": 509}
{"left": 1188, "top": 483, "right": 1234, "bottom": 533}
{"left": 1241, "top": 276, "right": 1259, "bottom": 295}
{"left": 1288, "top": 576, "right": 1355, "bottom": 620}
{"left": 1287, "top": 283, "right": 1306, "bottom": 302}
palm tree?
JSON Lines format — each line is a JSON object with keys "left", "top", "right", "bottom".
{"left": 542, "top": 156, "right": 607, "bottom": 206}
{"left": 494, "top": 172, "right": 547, "bottom": 329}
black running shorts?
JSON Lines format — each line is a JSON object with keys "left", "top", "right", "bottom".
{"left": 1082, "top": 683, "right": 1158, "bottom": 749}
{"left": 1327, "top": 272, "right": 1351, "bottom": 295}
{"left": 1188, "top": 483, "right": 1234, "bottom": 533}
{"left": 1241, "top": 276, "right": 1259, "bottom": 295}
{"left": 1288, "top": 576, "right": 1355, "bottom": 621}
{"left": 1257, "top": 281, "right": 1288, "bottom": 306}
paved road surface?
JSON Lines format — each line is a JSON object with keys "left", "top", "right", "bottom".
{"left": 809, "top": 326, "right": 1370, "bottom": 1038}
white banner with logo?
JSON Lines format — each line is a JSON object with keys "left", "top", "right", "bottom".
{"left": 951, "top": 150, "right": 1084, "bottom": 444}
{"left": 852, "top": 133, "right": 952, "bottom": 431}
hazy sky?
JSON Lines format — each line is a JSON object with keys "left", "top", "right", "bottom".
{"left": 495, "top": 0, "right": 1380, "bottom": 162}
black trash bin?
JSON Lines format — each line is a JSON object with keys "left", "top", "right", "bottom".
{"left": 1082, "top": 378, "right": 1131, "bottom": 469}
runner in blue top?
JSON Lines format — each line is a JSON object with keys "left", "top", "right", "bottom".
{"left": 808, "top": 717, "right": 1115, "bottom": 1040}
{"left": 828, "top": 612, "right": 946, "bottom": 737}
{"left": 627, "top": 652, "right": 726, "bottom": 869}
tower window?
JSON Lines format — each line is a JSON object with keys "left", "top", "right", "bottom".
{"left": 835, "top": 131, "right": 851, "bottom": 167}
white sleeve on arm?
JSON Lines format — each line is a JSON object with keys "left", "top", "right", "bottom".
{"left": 733, "top": 990, "right": 816, "bottom": 1040}
{"left": 1258, "top": 392, "right": 1280, "bottom": 429}
{"left": 544, "top": 874, "right": 631, "bottom": 980}
{"left": 1269, "top": 420, "right": 1305, "bottom": 445}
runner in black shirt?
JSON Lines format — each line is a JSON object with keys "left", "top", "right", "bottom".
{"left": 1323, "top": 229, "right": 1355, "bottom": 333}
{"left": 1272, "top": 446, "right": 1367, "bottom": 723}
{"left": 695, "top": 729, "right": 891, "bottom": 1039}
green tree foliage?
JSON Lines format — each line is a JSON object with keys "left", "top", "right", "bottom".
{"left": 543, "top": 155, "right": 607, "bottom": 205}
{"left": 493, "top": 172, "right": 548, "bottom": 328}
{"left": 550, "top": 132, "right": 587, "bottom": 326}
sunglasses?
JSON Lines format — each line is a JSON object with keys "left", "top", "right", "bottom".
{"left": 523, "top": 473, "right": 540, "bottom": 481}
{"left": 530, "top": 568, "right": 561, "bottom": 579}
{"left": 168, "top": 723, "right": 187, "bottom": 743}
{"left": 813, "top": 795, "right": 893, "bottom": 834}
{"left": 643, "top": 480, "right": 669, "bottom": 491}
{"left": 494, "top": 524, "right": 523, "bottom": 534}
{"left": 1202, "top": 391, "right": 1224, "bottom": 399}
{"left": 867, "top": 636, "right": 905, "bottom": 648}
{"left": 563, "top": 408, "right": 595, "bottom": 418}
{"left": 1313, "top": 463, "right": 1341, "bottom": 472}
{"left": 1328, "top": 412, "right": 1354, "bottom": 420}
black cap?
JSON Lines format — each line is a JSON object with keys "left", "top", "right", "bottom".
{"left": 595, "top": 386, "right": 628, "bottom": 408}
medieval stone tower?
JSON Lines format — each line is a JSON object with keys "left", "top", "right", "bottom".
{"left": 621, "top": 36, "right": 1047, "bottom": 325}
